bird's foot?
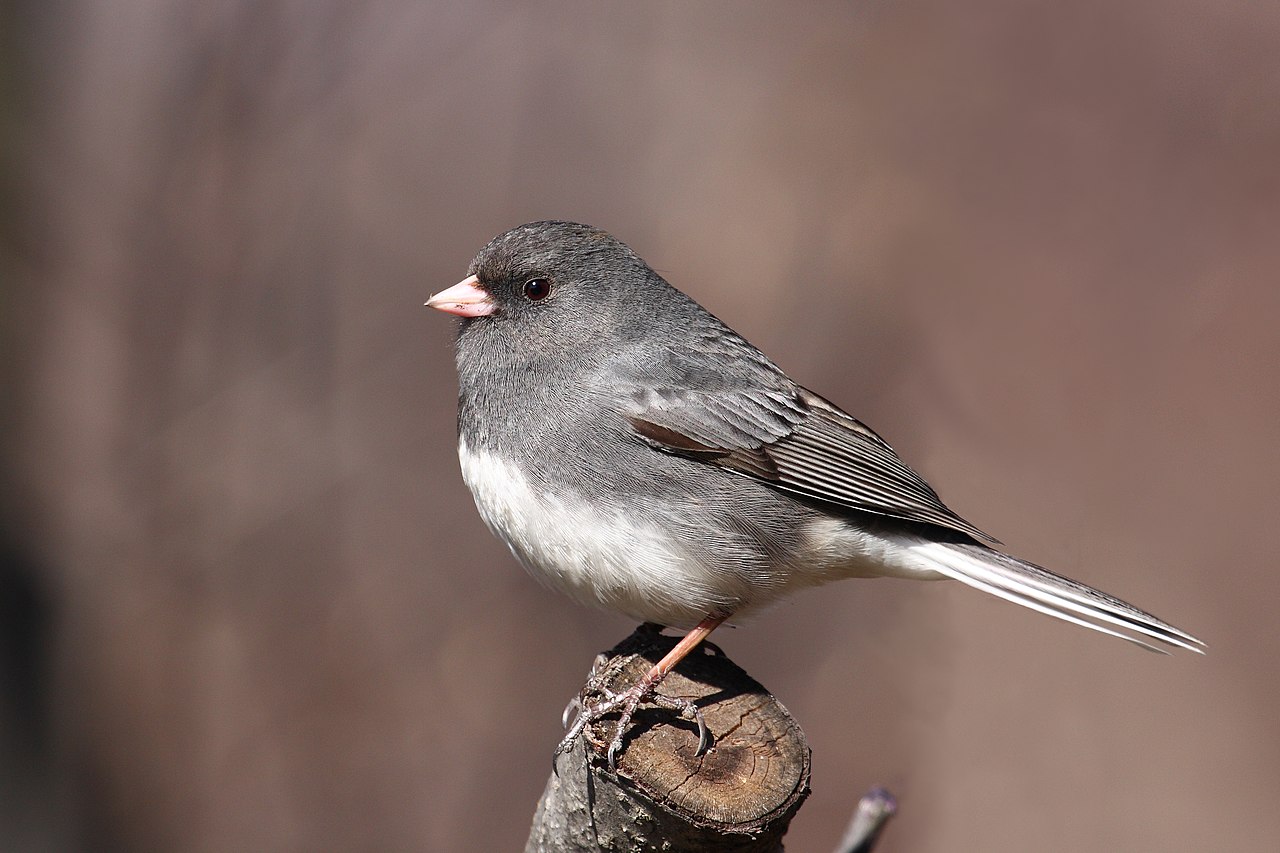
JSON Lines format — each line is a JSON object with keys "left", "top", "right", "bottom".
{"left": 556, "top": 668, "right": 710, "bottom": 771}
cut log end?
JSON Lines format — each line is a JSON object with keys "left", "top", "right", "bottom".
{"left": 590, "top": 628, "right": 811, "bottom": 831}
{"left": 528, "top": 625, "right": 811, "bottom": 853}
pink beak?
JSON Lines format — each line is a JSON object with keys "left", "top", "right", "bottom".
{"left": 426, "top": 274, "right": 496, "bottom": 317}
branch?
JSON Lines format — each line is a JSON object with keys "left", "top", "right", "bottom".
{"left": 832, "top": 787, "right": 898, "bottom": 853}
{"left": 526, "top": 626, "right": 811, "bottom": 852}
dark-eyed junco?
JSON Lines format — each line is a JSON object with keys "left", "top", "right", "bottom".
{"left": 428, "top": 221, "right": 1203, "bottom": 766}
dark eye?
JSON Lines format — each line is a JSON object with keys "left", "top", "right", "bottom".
{"left": 522, "top": 277, "right": 552, "bottom": 301}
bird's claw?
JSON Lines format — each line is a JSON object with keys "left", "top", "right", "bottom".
{"left": 561, "top": 696, "right": 581, "bottom": 730}
{"left": 687, "top": 703, "right": 711, "bottom": 754}
{"left": 552, "top": 680, "right": 711, "bottom": 772}
{"left": 606, "top": 736, "right": 624, "bottom": 769}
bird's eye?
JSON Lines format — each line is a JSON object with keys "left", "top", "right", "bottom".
{"left": 522, "top": 277, "right": 552, "bottom": 301}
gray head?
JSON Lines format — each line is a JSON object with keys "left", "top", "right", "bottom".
{"left": 430, "top": 221, "right": 704, "bottom": 378}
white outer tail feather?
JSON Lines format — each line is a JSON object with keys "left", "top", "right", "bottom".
{"left": 904, "top": 541, "right": 1205, "bottom": 654}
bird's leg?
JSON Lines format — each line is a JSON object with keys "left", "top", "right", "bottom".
{"left": 559, "top": 622, "right": 666, "bottom": 727}
{"left": 556, "top": 614, "right": 728, "bottom": 770}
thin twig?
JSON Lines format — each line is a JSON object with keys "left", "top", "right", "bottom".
{"left": 832, "top": 787, "right": 897, "bottom": 853}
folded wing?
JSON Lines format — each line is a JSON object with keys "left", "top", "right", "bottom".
{"left": 626, "top": 384, "right": 998, "bottom": 544}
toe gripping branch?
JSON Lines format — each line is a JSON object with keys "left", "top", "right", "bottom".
{"left": 558, "top": 658, "right": 710, "bottom": 771}
{"left": 556, "top": 617, "right": 726, "bottom": 771}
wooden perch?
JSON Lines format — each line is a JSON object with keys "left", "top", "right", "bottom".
{"left": 526, "top": 625, "right": 811, "bottom": 852}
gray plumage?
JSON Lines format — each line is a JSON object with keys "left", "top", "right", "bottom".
{"left": 445, "top": 221, "right": 1203, "bottom": 655}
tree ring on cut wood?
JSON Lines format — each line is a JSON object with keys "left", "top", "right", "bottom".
{"left": 582, "top": 626, "right": 811, "bottom": 834}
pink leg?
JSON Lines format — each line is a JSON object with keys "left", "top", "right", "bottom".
{"left": 638, "top": 614, "right": 727, "bottom": 687}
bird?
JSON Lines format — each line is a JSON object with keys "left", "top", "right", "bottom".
{"left": 426, "top": 220, "right": 1204, "bottom": 767}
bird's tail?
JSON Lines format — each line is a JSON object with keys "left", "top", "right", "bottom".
{"left": 907, "top": 541, "right": 1205, "bottom": 654}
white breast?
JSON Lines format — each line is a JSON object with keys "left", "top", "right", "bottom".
{"left": 457, "top": 438, "right": 734, "bottom": 626}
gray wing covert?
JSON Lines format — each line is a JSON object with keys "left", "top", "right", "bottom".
{"left": 626, "top": 385, "right": 998, "bottom": 544}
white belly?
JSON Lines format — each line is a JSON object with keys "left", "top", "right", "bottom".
{"left": 457, "top": 439, "right": 736, "bottom": 625}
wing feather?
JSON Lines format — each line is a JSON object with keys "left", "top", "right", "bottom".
{"left": 626, "top": 385, "right": 998, "bottom": 543}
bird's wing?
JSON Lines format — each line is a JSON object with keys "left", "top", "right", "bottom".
{"left": 625, "top": 385, "right": 999, "bottom": 544}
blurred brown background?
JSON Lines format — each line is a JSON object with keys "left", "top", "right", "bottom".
{"left": 2, "top": 1, "right": 1278, "bottom": 850}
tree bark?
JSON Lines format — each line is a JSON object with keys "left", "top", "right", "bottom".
{"left": 526, "top": 626, "right": 811, "bottom": 852}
